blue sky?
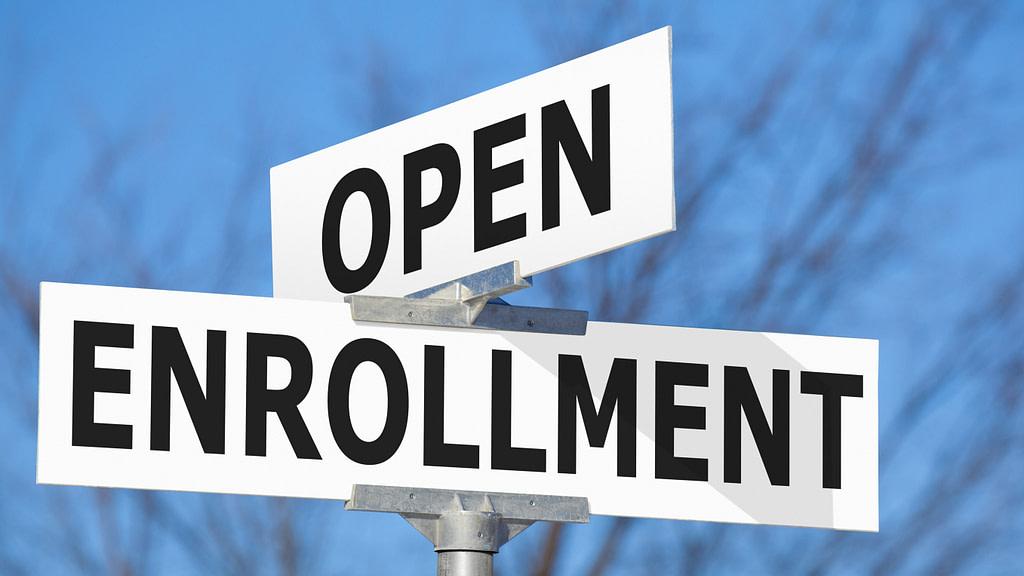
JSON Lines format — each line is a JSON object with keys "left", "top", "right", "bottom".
{"left": 3, "top": 1, "right": 1023, "bottom": 574}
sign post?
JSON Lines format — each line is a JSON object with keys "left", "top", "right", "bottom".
{"left": 341, "top": 260, "right": 595, "bottom": 576}
{"left": 343, "top": 259, "right": 594, "bottom": 576}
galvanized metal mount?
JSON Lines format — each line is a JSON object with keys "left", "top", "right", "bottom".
{"left": 345, "top": 485, "right": 590, "bottom": 576}
{"left": 345, "top": 261, "right": 588, "bottom": 335}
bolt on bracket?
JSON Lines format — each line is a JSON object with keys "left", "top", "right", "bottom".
{"left": 345, "top": 484, "right": 590, "bottom": 553}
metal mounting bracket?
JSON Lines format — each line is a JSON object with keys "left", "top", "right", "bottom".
{"left": 345, "top": 261, "right": 588, "bottom": 335}
{"left": 345, "top": 484, "right": 590, "bottom": 576}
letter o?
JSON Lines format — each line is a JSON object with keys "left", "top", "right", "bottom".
{"left": 322, "top": 168, "right": 390, "bottom": 294}
{"left": 328, "top": 338, "right": 409, "bottom": 465}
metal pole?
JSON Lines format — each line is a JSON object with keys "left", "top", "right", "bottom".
{"left": 436, "top": 545, "right": 491, "bottom": 573}
{"left": 437, "top": 551, "right": 493, "bottom": 576}
{"left": 432, "top": 503, "right": 503, "bottom": 576}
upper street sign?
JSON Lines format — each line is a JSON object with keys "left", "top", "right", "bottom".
{"left": 38, "top": 282, "right": 878, "bottom": 531}
{"left": 271, "top": 27, "right": 674, "bottom": 300}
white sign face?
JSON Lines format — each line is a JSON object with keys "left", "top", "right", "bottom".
{"left": 39, "top": 282, "right": 878, "bottom": 531}
{"left": 271, "top": 27, "right": 675, "bottom": 300}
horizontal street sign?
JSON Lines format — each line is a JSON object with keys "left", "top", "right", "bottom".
{"left": 270, "top": 27, "right": 675, "bottom": 300}
{"left": 39, "top": 282, "right": 877, "bottom": 530}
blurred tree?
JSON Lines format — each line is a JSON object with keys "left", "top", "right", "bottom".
{"left": 514, "top": 1, "right": 1024, "bottom": 576}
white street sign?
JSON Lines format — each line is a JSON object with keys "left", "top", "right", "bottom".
{"left": 271, "top": 27, "right": 675, "bottom": 300}
{"left": 39, "top": 282, "right": 878, "bottom": 531}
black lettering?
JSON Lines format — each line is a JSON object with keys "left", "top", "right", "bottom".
{"left": 801, "top": 371, "right": 864, "bottom": 489}
{"left": 245, "top": 333, "right": 321, "bottom": 459}
{"left": 71, "top": 320, "right": 134, "bottom": 449}
{"left": 474, "top": 114, "right": 526, "bottom": 252}
{"left": 322, "top": 167, "right": 390, "bottom": 293}
{"left": 654, "top": 361, "right": 709, "bottom": 481}
{"left": 724, "top": 367, "right": 790, "bottom": 485}
{"left": 491, "top": 349, "right": 545, "bottom": 472}
{"left": 541, "top": 84, "right": 611, "bottom": 230}
{"left": 404, "top": 144, "right": 461, "bottom": 274}
{"left": 328, "top": 338, "right": 409, "bottom": 465}
{"left": 423, "top": 345, "right": 479, "bottom": 468}
{"left": 150, "top": 327, "right": 226, "bottom": 454}
{"left": 557, "top": 355, "right": 636, "bottom": 477}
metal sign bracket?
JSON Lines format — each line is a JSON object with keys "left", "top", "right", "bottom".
{"left": 345, "top": 484, "right": 590, "bottom": 576}
{"left": 345, "top": 261, "right": 588, "bottom": 335}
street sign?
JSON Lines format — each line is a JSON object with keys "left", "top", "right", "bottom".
{"left": 271, "top": 27, "right": 674, "bottom": 300}
{"left": 39, "top": 281, "right": 878, "bottom": 531}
